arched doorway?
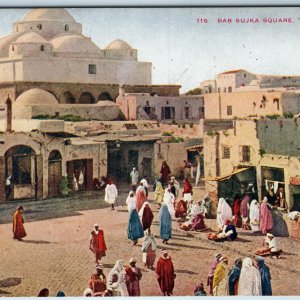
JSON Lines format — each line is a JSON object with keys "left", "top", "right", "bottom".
{"left": 60, "top": 91, "right": 76, "bottom": 104}
{"left": 5, "top": 145, "right": 37, "bottom": 200}
{"left": 79, "top": 92, "right": 95, "bottom": 104}
{"left": 98, "top": 92, "right": 112, "bottom": 101}
{"left": 48, "top": 150, "right": 62, "bottom": 197}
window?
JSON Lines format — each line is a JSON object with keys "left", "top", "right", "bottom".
{"left": 223, "top": 146, "right": 230, "bottom": 159}
{"left": 65, "top": 24, "right": 69, "bottom": 31}
{"left": 228, "top": 86, "right": 232, "bottom": 93}
{"left": 144, "top": 106, "right": 156, "bottom": 119}
{"left": 88, "top": 64, "right": 97, "bottom": 74}
{"left": 184, "top": 107, "right": 190, "bottom": 119}
{"left": 223, "top": 87, "right": 227, "bottom": 93}
{"left": 37, "top": 24, "right": 42, "bottom": 30}
{"left": 12, "top": 45, "right": 14, "bottom": 51}
{"left": 161, "top": 107, "right": 175, "bottom": 120}
{"left": 244, "top": 74, "right": 247, "bottom": 78}
{"left": 240, "top": 145, "right": 251, "bottom": 162}
{"left": 227, "top": 105, "right": 232, "bottom": 116}
{"left": 41, "top": 45, "right": 45, "bottom": 51}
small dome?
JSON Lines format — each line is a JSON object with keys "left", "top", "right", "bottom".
{"left": 15, "top": 88, "right": 58, "bottom": 106}
{"left": 21, "top": 8, "right": 75, "bottom": 23}
{"left": 15, "top": 32, "right": 47, "bottom": 44}
{"left": 105, "top": 39, "right": 132, "bottom": 50}
{"left": 51, "top": 34, "right": 101, "bottom": 55}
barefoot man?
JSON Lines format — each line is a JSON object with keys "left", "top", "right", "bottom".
{"left": 90, "top": 224, "right": 107, "bottom": 264}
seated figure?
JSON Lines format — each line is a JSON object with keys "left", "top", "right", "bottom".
{"left": 255, "top": 233, "right": 282, "bottom": 258}
{"left": 208, "top": 219, "right": 237, "bottom": 241}
{"left": 180, "top": 213, "right": 205, "bottom": 231}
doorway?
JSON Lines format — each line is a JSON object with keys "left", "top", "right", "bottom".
{"left": 48, "top": 150, "right": 62, "bottom": 197}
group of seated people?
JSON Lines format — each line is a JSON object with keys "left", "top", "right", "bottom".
{"left": 177, "top": 195, "right": 212, "bottom": 232}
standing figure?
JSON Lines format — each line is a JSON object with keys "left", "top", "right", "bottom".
{"left": 130, "top": 167, "right": 139, "bottom": 189}
{"left": 139, "top": 201, "right": 154, "bottom": 231}
{"left": 155, "top": 250, "right": 176, "bottom": 296}
{"left": 232, "top": 195, "right": 242, "bottom": 228}
{"left": 154, "top": 181, "right": 164, "bottom": 208}
{"left": 126, "top": 191, "right": 136, "bottom": 212}
{"left": 13, "top": 205, "right": 26, "bottom": 240}
{"left": 104, "top": 179, "right": 118, "bottom": 210}
{"left": 200, "top": 196, "right": 212, "bottom": 219}
{"left": 163, "top": 188, "right": 176, "bottom": 219}
{"left": 90, "top": 224, "right": 107, "bottom": 264}
{"left": 159, "top": 204, "right": 172, "bottom": 244}
{"left": 207, "top": 253, "right": 222, "bottom": 295}
{"left": 128, "top": 205, "right": 144, "bottom": 246}
{"left": 276, "top": 187, "right": 285, "bottom": 209}
{"left": 216, "top": 198, "right": 232, "bottom": 229}
{"left": 160, "top": 161, "right": 171, "bottom": 186}
{"left": 182, "top": 178, "right": 193, "bottom": 203}
{"left": 140, "top": 178, "right": 149, "bottom": 197}
{"left": 255, "top": 256, "right": 272, "bottom": 296}
{"left": 61, "top": 174, "right": 70, "bottom": 196}
{"left": 227, "top": 258, "right": 242, "bottom": 296}
{"left": 108, "top": 260, "right": 128, "bottom": 296}
{"left": 170, "top": 176, "right": 180, "bottom": 198}
{"left": 78, "top": 170, "right": 84, "bottom": 190}
{"left": 125, "top": 258, "right": 142, "bottom": 296}
{"left": 249, "top": 199, "right": 260, "bottom": 233}
{"left": 240, "top": 195, "right": 250, "bottom": 230}
{"left": 141, "top": 229, "right": 157, "bottom": 269}
{"left": 238, "top": 257, "right": 262, "bottom": 296}
{"left": 212, "top": 257, "right": 229, "bottom": 296}
{"left": 89, "top": 264, "right": 107, "bottom": 295}
{"left": 5, "top": 175, "right": 12, "bottom": 200}
{"left": 260, "top": 197, "right": 273, "bottom": 234}
{"left": 136, "top": 182, "right": 146, "bottom": 212}
{"left": 182, "top": 159, "right": 194, "bottom": 179}
{"left": 73, "top": 174, "right": 78, "bottom": 192}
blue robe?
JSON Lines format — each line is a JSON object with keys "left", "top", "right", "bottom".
{"left": 127, "top": 209, "right": 144, "bottom": 241}
{"left": 228, "top": 266, "right": 241, "bottom": 295}
{"left": 159, "top": 204, "right": 172, "bottom": 240}
{"left": 258, "top": 262, "right": 272, "bottom": 296}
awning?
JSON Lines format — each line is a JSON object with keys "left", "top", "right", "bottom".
{"left": 204, "top": 167, "right": 250, "bottom": 181}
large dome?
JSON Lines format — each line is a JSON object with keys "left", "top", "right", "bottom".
{"left": 15, "top": 88, "right": 58, "bottom": 106}
{"left": 106, "top": 39, "right": 132, "bottom": 50}
{"left": 21, "top": 8, "right": 75, "bottom": 23}
{"left": 51, "top": 34, "right": 101, "bottom": 55}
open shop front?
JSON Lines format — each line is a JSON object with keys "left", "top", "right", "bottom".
{"left": 211, "top": 167, "right": 257, "bottom": 206}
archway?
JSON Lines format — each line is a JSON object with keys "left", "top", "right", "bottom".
{"left": 5, "top": 145, "right": 37, "bottom": 200}
{"left": 48, "top": 150, "right": 62, "bottom": 197}
{"left": 79, "top": 92, "right": 95, "bottom": 104}
{"left": 60, "top": 91, "right": 76, "bottom": 104}
{"left": 98, "top": 92, "right": 112, "bottom": 101}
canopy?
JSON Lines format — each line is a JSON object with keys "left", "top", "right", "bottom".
{"left": 204, "top": 167, "right": 250, "bottom": 182}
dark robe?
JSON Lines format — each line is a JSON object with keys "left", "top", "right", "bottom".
{"left": 228, "top": 266, "right": 241, "bottom": 295}
{"left": 191, "top": 213, "right": 205, "bottom": 231}
{"left": 142, "top": 205, "right": 154, "bottom": 231}
{"left": 155, "top": 256, "right": 175, "bottom": 294}
{"left": 225, "top": 224, "right": 238, "bottom": 240}
{"left": 232, "top": 198, "right": 242, "bottom": 228}
{"left": 91, "top": 230, "right": 107, "bottom": 259}
{"left": 128, "top": 209, "right": 144, "bottom": 241}
{"left": 258, "top": 261, "right": 272, "bottom": 296}
{"left": 160, "top": 164, "right": 171, "bottom": 185}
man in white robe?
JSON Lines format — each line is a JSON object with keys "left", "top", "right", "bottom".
{"left": 105, "top": 180, "right": 118, "bottom": 210}
{"left": 130, "top": 168, "right": 139, "bottom": 188}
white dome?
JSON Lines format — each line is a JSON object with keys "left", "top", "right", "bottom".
{"left": 106, "top": 39, "right": 132, "bottom": 50}
{"left": 21, "top": 8, "right": 75, "bottom": 22}
{"left": 51, "top": 34, "right": 101, "bottom": 55}
{"left": 15, "top": 32, "right": 48, "bottom": 44}
{"left": 15, "top": 88, "right": 58, "bottom": 106}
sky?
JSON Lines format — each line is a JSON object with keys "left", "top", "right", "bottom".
{"left": 0, "top": 7, "right": 300, "bottom": 92}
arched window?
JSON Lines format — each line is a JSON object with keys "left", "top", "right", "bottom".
{"left": 37, "top": 24, "right": 42, "bottom": 30}
{"left": 12, "top": 45, "right": 14, "bottom": 51}
{"left": 60, "top": 91, "right": 76, "bottom": 104}
{"left": 41, "top": 45, "right": 45, "bottom": 51}
{"left": 79, "top": 92, "right": 95, "bottom": 104}
{"left": 65, "top": 24, "right": 69, "bottom": 31}
{"left": 98, "top": 92, "right": 112, "bottom": 101}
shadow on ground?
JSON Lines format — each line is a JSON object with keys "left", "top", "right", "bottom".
{"left": 0, "top": 277, "right": 21, "bottom": 288}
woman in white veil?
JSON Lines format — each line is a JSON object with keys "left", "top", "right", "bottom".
{"left": 216, "top": 198, "right": 232, "bottom": 229}
{"left": 249, "top": 199, "right": 260, "bottom": 232}
{"left": 238, "top": 257, "right": 262, "bottom": 296}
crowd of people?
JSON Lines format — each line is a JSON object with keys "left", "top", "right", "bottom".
{"left": 205, "top": 252, "right": 272, "bottom": 296}
{"left": 10, "top": 160, "right": 282, "bottom": 297}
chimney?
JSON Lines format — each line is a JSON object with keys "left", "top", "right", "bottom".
{"left": 6, "top": 94, "right": 12, "bottom": 133}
